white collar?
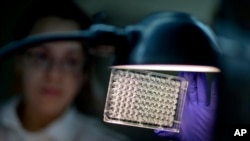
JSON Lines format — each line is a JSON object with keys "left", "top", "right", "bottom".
{"left": 1, "top": 97, "right": 81, "bottom": 141}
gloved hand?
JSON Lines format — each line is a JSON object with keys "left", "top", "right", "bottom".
{"left": 154, "top": 72, "right": 218, "bottom": 141}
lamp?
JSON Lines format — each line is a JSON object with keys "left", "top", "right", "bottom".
{"left": 0, "top": 25, "right": 124, "bottom": 60}
{"left": 112, "top": 12, "right": 221, "bottom": 72}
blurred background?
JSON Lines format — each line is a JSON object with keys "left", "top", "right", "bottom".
{"left": 1, "top": 0, "right": 250, "bottom": 141}
{"left": 0, "top": 0, "right": 219, "bottom": 45}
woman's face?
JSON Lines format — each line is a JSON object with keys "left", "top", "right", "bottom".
{"left": 21, "top": 16, "right": 85, "bottom": 115}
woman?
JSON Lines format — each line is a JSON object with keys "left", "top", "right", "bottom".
{"left": 0, "top": 0, "right": 130, "bottom": 141}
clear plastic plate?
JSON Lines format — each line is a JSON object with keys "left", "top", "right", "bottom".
{"left": 103, "top": 69, "right": 188, "bottom": 132}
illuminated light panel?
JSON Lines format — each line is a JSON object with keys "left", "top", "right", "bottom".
{"left": 112, "top": 65, "right": 221, "bottom": 72}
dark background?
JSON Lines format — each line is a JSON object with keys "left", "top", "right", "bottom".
{"left": 1, "top": 0, "right": 250, "bottom": 141}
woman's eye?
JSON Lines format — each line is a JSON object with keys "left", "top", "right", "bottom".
{"left": 32, "top": 52, "right": 48, "bottom": 61}
{"left": 65, "top": 58, "right": 80, "bottom": 66}
{"left": 35, "top": 52, "right": 47, "bottom": 59}
{"left": 25, "top": 51, "right": 49, "bottom": 63}
{"left": 63, "top": 57, "right": 83, "bottom": 70}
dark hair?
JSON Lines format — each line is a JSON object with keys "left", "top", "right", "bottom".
{"left": 14, "top": 0, "right": 92, "bottom": 40}
{"left": 13, "top": 0, "right": 97, "bottom": 115}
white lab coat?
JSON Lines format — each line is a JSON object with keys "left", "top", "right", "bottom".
{"left": 0, "top": 98, "right": 130, "bottom": 141}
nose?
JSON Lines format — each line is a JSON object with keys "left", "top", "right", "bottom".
{"left": 45, "top": 61, "right": 63, "bottom": 82}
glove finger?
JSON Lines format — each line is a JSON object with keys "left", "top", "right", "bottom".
{"left": 196, "top": 72, "right": 209, "bottom": 106}
{"left": 210, "top": 78, "right": 218, "bottom": 108}
{"left": 182, "top": 72, "right": 198, "bottom": 104}
{"left": 177, "top": 72, "right": 184, "bottom": 77}
{"left": 154, "top": 129, "right": 178, "bottom": 137}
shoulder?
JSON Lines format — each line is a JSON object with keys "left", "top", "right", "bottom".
{"left": 72, "top": 110, "right": 131, "bottom": 141}
{"left": 0, "top": 97, "right": 19, "bottom": 111}
{"left": 0, "top": 97, "right": 17, "bottom": 118}
{"left": 0, "top": 97, "right": 18, "bottom": 135}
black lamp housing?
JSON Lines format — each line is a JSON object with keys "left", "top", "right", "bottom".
{"left": 0, "top": 24, "right": 126, "bottom": 61}
{"left": 113, "top": 12, "right": 221, "bottom": 72}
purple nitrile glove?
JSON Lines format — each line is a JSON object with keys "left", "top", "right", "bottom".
{"left": 154, "top": 72, "right": 218, "bottom": 141}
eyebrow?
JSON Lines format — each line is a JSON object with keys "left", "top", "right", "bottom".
{"left": 65, "top": 50, "right": 84, "bottom": 57}
{"left": 33, "top": 43, "right": 84, "bottom": 52}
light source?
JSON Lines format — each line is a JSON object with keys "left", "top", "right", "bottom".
{"left": 112, "top": 12, "right": 221, "bottom": 72}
